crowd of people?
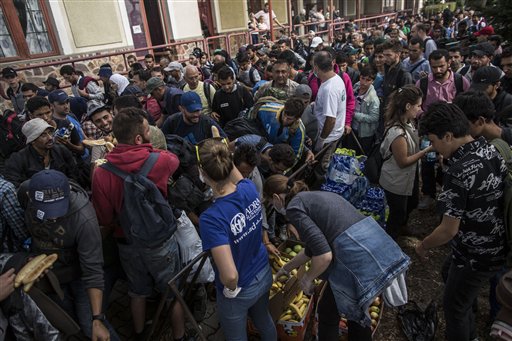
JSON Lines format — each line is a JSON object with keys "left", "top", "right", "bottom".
{"left": 1, "top": 3, "right": 512, "bottom": 341}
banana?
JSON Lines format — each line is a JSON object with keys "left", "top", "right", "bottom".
{"left": 280, "top": 313, "right": 293, "bottom": 321}
{"left": 299, "top": 302, "right": 307, "bottom": 316}
{"left": 14, "top": 254, "right": 47, "bottom": 288}
{"left": 275, "top": 256, "right": 286, "bottom": 267}
{"left": 294, "top": 291, "right": 303, "bottom": 303}
{"left": 289, "top": 303, "right": 302, "bottom": 317}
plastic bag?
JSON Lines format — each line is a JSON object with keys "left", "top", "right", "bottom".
{"left": 174, "top": 211, "right": 215, "bottom": 283}
{"left": 398, "top": 301, "right": 438, "bottom": 341}
{"left": 326, "top": 148, "right": 366, "bottom": 185}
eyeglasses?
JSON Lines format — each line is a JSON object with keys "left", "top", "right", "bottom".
{"left": 195, "top": 137, "right": 229, "bottom": 167}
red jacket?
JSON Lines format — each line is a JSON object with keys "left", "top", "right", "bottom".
{"left": 91, "top": 143, "right": 179, "bottom": 237}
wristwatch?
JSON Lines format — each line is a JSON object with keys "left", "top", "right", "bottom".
{"left": 92, "top": 313, "right": 106, "bottom": 322}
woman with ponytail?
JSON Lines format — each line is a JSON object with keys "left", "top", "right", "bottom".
{"left": 379, "top": 84, "right": 433, "bottom": 238}
{"left": 264, "top": 174, "right": 410, "bottom": 341}
{"left": 196, "top": 138, "right": 276, "bottom": 341}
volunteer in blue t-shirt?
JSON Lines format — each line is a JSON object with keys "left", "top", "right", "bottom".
{"left": 197, "top": 138, "right": 276, "bottom": 340}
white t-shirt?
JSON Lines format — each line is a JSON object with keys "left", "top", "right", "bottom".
{"left": 314, "top": 74, "right": 346, "bottom": 143}
{"left": 254, "top": 10, "right": 276, "bottom": 28}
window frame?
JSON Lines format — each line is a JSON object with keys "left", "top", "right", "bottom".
{"left": 0, "top": 0, "right": 59, "bottom": 62}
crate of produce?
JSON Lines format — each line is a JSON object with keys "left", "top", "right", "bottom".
{"left": 276, "top": 290, "right": 314, "bottom": 341}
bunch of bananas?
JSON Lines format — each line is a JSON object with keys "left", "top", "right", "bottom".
{"left": 269, "top": 255, "right": 297, "bottom": 297}
{"left": 279, "top": 291, "right": 310, "bottom": 322}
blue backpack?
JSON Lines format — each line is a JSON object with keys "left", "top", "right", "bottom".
{"left": 101, "top": 153, "right": 177, "bottom": 247}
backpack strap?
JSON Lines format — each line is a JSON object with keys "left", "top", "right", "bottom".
{"left": 454, "top": 73, "right": 464, "bottom": 96}
{"left": 101, "top": 152, "right": 160, "bottom": 179}
{"left": 138, "top": 152, "right": 160, "bottom": 177}
{"left": 100, "top": 162, "right": 129, "bottom": 180}
{"left": 249, "top": 67, "right": 256, "bottom": 85}
{"left": 420, "top": 77, "right": 428, "bottom": 103}
{"left": 203, "top": 82, "right": 212, "bottom": 108}
{"left": 491, "top": 138, "right": 512, "bottom": 169}
{"left": 5, "top": 112, "right": 16, "bottom": 140}
{"left": 409, "top": 59, "right": 426, "bottom": 74}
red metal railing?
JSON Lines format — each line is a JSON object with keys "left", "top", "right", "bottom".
{"left": 8, "top": 11, "right": 397, "bottom": 80}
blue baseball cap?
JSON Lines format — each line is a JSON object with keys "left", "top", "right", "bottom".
{"left": 180, "top": 91, "right": 202, "bottom": 112}
{"left": 28, "top": 170, "right": 70, "bottom": 221}
{"left": 48, "top": 89, "right": 69, "bottom": 104}
{"left": 98, "top": 66, "right": 113, "bottom": 78}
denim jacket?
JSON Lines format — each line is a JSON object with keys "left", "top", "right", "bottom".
{"left": 352, "top": 84, "right": 380, "bottom": 138}
{"left": 328, "top": 217, "right": 410, "bottom": 327}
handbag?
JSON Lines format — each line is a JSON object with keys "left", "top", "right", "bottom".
{"left": 361, "top": 125, "right": 404, "bottom": 185}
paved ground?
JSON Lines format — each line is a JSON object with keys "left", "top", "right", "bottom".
{"left": 106, "top": 280, "right": 226, "bottom": 341}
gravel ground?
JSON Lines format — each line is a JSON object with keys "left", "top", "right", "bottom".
{"left": 373, "top": 206, "right": 493, "bottom": 341}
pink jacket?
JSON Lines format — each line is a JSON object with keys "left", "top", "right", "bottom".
{"left": 307, "top": 64, "right": 355, "bottom": 126}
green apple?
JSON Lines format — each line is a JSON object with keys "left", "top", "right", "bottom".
{"left": 293, "top": 244, "right": 303, "bottom": 253}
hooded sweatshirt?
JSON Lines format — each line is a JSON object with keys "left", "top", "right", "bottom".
{"left": 26, "top": 185, "right": 104, "bottom": 290}
{"left": 91, "top": 144, "right": 179, "bottom": 237}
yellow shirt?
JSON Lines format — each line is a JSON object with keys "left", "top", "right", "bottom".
{"left": 183, "top": 81, "right": 216, "bottom": 115}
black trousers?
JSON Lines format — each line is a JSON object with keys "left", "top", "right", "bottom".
{"left": 317, "top": 282, "right": 372, "bottom": 341}
{"left": 384, "top": 170, "right": 419, "bottom": 239}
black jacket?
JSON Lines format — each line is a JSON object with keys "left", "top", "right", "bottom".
{"left": 25, "top": 185, "right": 104, "bottom": 289}
{"left": 3, "top": 144, "right": 79, "bottom": 188}
{"left": 382, "top": 62, "right": 413, "bottom": 99}
{"left": 494, "top": 89, "right": 512, "bottom": 124}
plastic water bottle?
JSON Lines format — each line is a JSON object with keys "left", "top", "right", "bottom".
{"left": 421, "top": 137, "right": 437, "bottom": 163}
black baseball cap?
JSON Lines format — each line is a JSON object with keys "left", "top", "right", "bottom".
{"left": 470, "top": 66, "right": 502, "bottom": 91}
{"left": 472, "top": 42, "right": 495, "bottom": 57}
{"left": 1, "top": 67, "right": 17, "bottom": 78}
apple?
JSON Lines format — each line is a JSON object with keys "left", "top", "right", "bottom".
{"left": 293, "top": 244, "right": 303, "bottom": 253}
{"left": 285, "top": 247, "right": 292, "bottom": 254}
{"left": 289, "top": 251, "right": 297, "bottom": 257}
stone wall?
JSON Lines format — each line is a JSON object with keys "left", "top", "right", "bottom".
{"left": 3, "top": 40, "right": 217, "bottom": 87}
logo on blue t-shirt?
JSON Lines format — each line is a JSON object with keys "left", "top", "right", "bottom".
{"left": 230, "top": 213, "right": 246, "bottom": 236}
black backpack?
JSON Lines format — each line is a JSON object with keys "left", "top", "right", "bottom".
{"left": 419, "top": 73, "right": 464, "bottom": 104}
{"left": 223, "top": 117, "right": 266, "bottom": 141}
{"left": 101, "top": 153, "right": 177, "bottom": 247}
{"left": 0, "top": 110, "right": 25, "bottom": 159}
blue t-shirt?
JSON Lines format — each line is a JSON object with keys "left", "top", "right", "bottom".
{"left": 200, "top": 179, "right": 268, "bottom": 290}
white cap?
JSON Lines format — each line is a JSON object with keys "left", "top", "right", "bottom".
{"left": 310, "top": 36, "right": 323, "bottom": 48}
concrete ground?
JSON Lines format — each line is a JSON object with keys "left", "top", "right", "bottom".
{"left": 107, "top": 279, "right": 226, "bottom": 341}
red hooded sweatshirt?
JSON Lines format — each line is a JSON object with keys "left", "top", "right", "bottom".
{"left": 91, "top": 143, "right": 179, "bottom": 237}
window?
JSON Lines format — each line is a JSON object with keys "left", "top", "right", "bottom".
{"left": 0, "top": 0, "right": 58, "bottom": 61}
{"left": 0, "top": 7, "right": 17, "bottom": 58}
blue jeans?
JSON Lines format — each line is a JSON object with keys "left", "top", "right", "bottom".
{"left": 51, "top": 278, "right": 120, "bottom": 340}
{"left": 328, "top": 217, "right": 410, "bottom": 327}
{"left": 216, "top": 265, "right": 276, "bottom": 341}
{"left": 442, "top": 258, "right": 496, "bottom": 341}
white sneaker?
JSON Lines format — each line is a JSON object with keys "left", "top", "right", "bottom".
{"left": 418, "top": 196, "right": 435, "bottom": 210}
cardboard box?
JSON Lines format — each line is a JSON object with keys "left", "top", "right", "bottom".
{"left": 276, "top": 294, "right": 314, "bottom": 341}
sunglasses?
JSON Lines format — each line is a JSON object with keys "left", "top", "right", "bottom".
{"left": 195, "top": 137, "right": 229, "bottom": 167}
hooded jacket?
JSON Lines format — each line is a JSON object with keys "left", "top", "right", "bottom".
{"left": 91, "top": 143, "right": 179, "bottom": 237}
{"left": 25, "top": 184, "right": 104, "bottom": 290}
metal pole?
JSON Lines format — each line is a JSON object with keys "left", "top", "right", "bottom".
{"left": 329, "top": 0, "right": 334, "bottom": 41}
{"left": 288, "top": 0, "right": 293, "bottom": 36}
{"left": 268, "top": 0, "right": 275, "bottom": 41}
{"left": 356, "top": 0, "right": 361, "bottom": 20}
